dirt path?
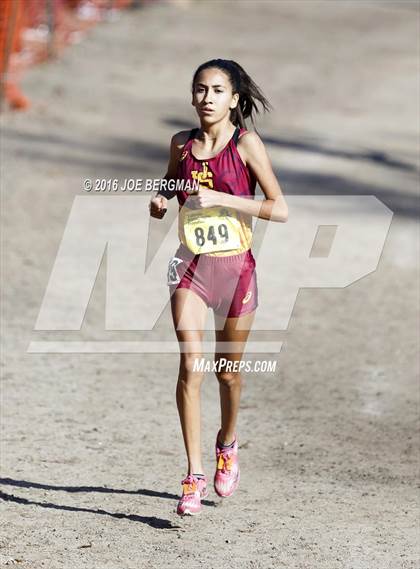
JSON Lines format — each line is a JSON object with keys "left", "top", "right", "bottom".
{"left": 1, "top": 1, "right": 419, "bottom": 568}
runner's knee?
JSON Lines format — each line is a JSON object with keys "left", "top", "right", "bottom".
{"left": 180, "top": 352, "right": 204, "bottom": 376}
{"left": 216, "top": 370, "right": 241, "bottom": 388}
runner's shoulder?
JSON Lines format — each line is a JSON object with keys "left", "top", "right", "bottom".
{"left": 237, "top": 130, "right": 263, "bottom": 149}
{"left": 237, "top": 130, "right": 265, "bottom": 163}
{"left": 171, "top": 130, "right": 192, "bottom": 151}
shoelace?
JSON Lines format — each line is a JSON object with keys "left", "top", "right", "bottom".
{"left": 217, "top": 450, "right": 234, "bottom": 473}
{"left": 182, "top": 481, "right": 196, "bottom": 495}
{"left": 181, "top": 476, "right": 200, "bottom": 496}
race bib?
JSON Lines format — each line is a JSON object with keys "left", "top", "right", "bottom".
{"left": 183, "top": 206, "right": 242, "bottom": 254}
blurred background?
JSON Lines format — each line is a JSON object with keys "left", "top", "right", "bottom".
{"left": 0, "top": 0, "right": 154, "bottom": 110}
{"left": 1, "top": 1, "right": 419, "bottom": 568}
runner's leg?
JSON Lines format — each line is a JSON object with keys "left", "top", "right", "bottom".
{"left": 214, "top": 310, "right": 256, "bottom": 444}
{"left": 171, "top": 287, "right": 208, "bottom": 474}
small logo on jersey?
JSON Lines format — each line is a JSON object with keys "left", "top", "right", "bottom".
{"left": 191, "top": 161, "right": 214, "bottom": 189}
{"left": 242, "top": 291, "right": 252, "bottom": 305}
{"left": 179, "top": 150, "right": 188, "bottom": 162}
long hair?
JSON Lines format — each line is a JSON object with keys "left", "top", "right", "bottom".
{"left": 191, "top": 58, "right": 273, "bottom": 129}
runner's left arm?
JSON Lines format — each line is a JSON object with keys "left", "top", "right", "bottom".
{"left": 189, "top": 132, "right": 288, "bottom": 222}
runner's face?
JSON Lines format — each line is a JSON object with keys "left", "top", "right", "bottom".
{"left": 192, "top": 68, "right": 239, "bottom": 123}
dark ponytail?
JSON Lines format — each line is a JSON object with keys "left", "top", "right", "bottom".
{"left": 191, "top": 58, "right": 272, "bottom": 129}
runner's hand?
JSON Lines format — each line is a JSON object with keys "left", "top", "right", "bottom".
{"left": 187, "top": 189, "right": 225, "bottom": 209}
{"left": 149, "top": 196, "right": 167, "bottom": 219}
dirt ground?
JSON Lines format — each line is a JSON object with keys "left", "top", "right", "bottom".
{"left": 1, "top": 1, "right": 419, "bottom": 568}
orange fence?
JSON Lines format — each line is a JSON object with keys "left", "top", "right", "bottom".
{"left": 0, "top": 0, "right": 145, "bottom": 111}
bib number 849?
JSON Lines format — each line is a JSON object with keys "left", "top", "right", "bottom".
{"left": 194, "top": 223, "right": 229, "bottom": 247}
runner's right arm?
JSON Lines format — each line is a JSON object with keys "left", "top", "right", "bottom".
{"left": 149, "top": 131, "right": 189, "bottom": 219}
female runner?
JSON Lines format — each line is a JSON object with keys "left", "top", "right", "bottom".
{"left": 149, "top": 59, "right": 288, "bottom": 516}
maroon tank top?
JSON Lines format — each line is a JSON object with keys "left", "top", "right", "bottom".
{"left": 175, "top": 126, "right": 256, "bottom": 205}
{"left": 175, "top": 126, "right": 256, "bottom": 256}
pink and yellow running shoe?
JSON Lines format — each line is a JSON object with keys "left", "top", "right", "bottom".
{"left": 214, "top": 431, "right": 240, "bottom": 498}
{"left": 176, "top": 474, "right": 209, "bottom": 516}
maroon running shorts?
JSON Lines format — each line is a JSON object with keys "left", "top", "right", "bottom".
{"left": 167, "top": 242, "right": 258, "bottom": 318}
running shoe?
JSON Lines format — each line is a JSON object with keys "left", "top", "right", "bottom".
{"left": 176, "top": 473, "right": 208, "bottom": 516}
{"left": 214, "top": 430, "right": 240, "bottom": 497}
